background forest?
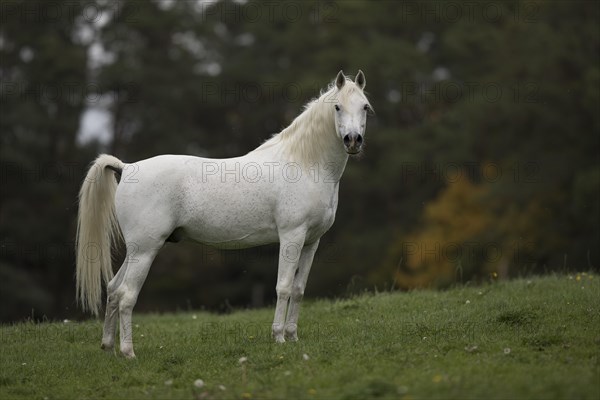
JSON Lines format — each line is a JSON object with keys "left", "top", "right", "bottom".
{"left": 1, "top": 0, "right": 598, "bottom": 321}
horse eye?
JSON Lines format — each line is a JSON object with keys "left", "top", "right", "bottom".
{"left": 363, "top": 104, "right": 369, "bottom": 111}
{"left": 335, "top": 105, "right": 340, "bottom": 111}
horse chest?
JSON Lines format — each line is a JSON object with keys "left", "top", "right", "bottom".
{"left": 304, "top": 184, "right": 339, "bottom": 241}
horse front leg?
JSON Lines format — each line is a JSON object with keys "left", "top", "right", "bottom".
{"left": 285, "top": 239, "right": 319, "bottom": 341}
{"left": 272, "top": 230, "right": 306, "bottom": 343}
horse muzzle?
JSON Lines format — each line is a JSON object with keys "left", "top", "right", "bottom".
{"left": 343, "top": 133, "right": 363, "bottom": 154}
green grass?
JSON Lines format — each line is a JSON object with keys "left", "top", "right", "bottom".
{"left": 1, "top": 274, "right": 599, "bottom": 399}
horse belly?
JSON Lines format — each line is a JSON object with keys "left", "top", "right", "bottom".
{"left": 180, "top": 188, "right": 279, "bottom": 249}
{"left": 184, "top": 220, "right": 279, "bottom": 249}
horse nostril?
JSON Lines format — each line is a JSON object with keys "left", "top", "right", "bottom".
{"left": 343, "top": 134, "right": 351, "bottom": 146}
{"left": 356, "top": 135, "right": 363, "bottom": 145}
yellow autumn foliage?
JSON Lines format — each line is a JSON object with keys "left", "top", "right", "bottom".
{"left": 385, "top": 164, "right": 568, "bottom": 289}
{"left": 393, "top": 172, "right": 493, "bottom": 288}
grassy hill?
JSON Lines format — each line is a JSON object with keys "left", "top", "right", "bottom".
{"left": 1, "top": 274, "right": 599, "bottom": 399}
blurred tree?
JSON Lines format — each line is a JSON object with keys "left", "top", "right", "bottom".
{"left": 380, "top": 0, "right": 599, "bottom": 287}
{"left": 0, "top": 0, "right": 598, "bottom": 320}
{"left": 0, "top": 0, "right": 93, "bottom": 320}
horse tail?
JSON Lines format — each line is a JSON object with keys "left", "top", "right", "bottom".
{"left": 76, "top": 154, "right": 124, "bottom": 316}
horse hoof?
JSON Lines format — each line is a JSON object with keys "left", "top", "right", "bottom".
{"left": 120, "top": 344, "right": 136, "bottom": 359}
{"left": 101, "top": 342, "right": 114, "bottom": 352}
{"left": 285, "top": 334, "right": 299, "bottom": 342}
{"left": 284, "top": 325, "right": 298, "bottom": 342}
{"left": 274, "top": 335, "right": 286, "bottom": 344}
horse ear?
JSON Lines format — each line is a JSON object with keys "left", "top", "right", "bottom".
{"left": 335, "top": 70, "right": 346, "bottom": 90}
{"left": 355, "top": 70, "right": 366, "bottom": 90}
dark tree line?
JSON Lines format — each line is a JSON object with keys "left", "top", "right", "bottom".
{"left": 1, "top": 0, "right": 598, "bottom": 321}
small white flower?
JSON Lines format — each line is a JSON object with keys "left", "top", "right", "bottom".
{"left": 465, "top": 300, "right": 471, "bottom": 304}
{"left": 63, "top": 319, "right": 70, "bottom": 323}
{"left": 140, "top": 334, "right": 144, "bottom": 337}
{"left": 159, "top": 345, "right": 164, "bottom": 349}
{"left": 503, "top": 348, "right": 511, "bottom": 355}
{"left": 164, "top": 379, "right": 173, "bottom": 386}
{"left": 135, "top": 324, "right": 139, "bottom": 328}
{"left": 284, "top": 370, "right": 291, "bottom": 376}
{"left": 192, "top": 315, "right": 197, "bottom": 320}
{"left": 194, "top": 379, "right": 204, "bottom": 388}
{"left": 478, "top": 291, "right": 483, "bottom": 295}
{"left": 302, "top": 353, "right": 310, "bottom": 361}
{"left": 218, "top": 385, "right": 226, "bottom": 391}
{"left": 21, "top": 363, "right": 26, "bottom": 366}
{"left": 239, "top": 356, "right": 248, "bottom": 364}
{"left": 422, "top": 337, "right": 427, "bottom": 340}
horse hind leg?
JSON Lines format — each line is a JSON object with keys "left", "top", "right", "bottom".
{"left": 100, "top": 261, "right": 127, "bottom": 352}
{"left": 116, "top": 240, "right": 161, "bottom": 359}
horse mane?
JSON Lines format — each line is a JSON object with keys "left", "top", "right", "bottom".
{"left": 251, "top": 78, "right": 370, "bottom": 165}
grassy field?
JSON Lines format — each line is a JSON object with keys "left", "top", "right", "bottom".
{"left": 1, "top": 274, "right": 599, "bottom": 399}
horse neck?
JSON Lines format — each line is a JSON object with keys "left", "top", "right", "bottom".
{"left": 277, "top": 97, "right": 349, "bottom": 181}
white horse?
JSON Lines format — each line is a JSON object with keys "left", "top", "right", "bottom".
{"left": 76, "top": 70, "right": 372, "bottom": 358}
